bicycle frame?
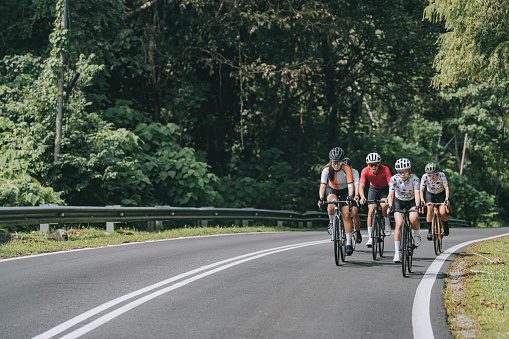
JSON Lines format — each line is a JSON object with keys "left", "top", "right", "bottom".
{"left": 427, "top": 202, "right": 449, "bottom": 255}
{"left": 323, "top": 200, "right": 350, "bottom": 265}
{"left": 394, "top": 207, "right": 418, "bottom": 277}
{"left": 367, "top": 199, "right": 386, "bottom": 260}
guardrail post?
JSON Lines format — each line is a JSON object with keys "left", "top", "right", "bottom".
{"left": 277, "top": 221, "right": 283, "bottom": 227}
{"left": 307, "top": 222, "right": 313, "bottom": 228}
{"left": 106, "top": 205, "right": 121, "bottom": 232}
{"left": 40, "top": 204, "right": 58, "bottom": 233}
{"left": 242, "top": 220, "right": 249, "bottom": 226}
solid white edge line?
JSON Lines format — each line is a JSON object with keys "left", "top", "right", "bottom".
{"left": 32, "top": 239, "right": 328, "bottom": 339}
{"left": 412, "top": 232, "right": 509, "bottom": 339}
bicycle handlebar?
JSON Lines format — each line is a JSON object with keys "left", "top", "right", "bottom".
{"left": 322, "top": 200, "right": 351, "bottom": 205}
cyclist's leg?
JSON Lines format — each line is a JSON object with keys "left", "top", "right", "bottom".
{"left": 437, "top": 191, "right": 449, "bottom": 235}
{"left": 351, "top": 204, "right": 362, "bottom": 243}
{"left": 425, "top": 190, "right": 433, "bottom": 240}
{"left": 380, "top": 186, "right": 391, "bottom": 235}
{"left": 393, "top": 198, "right": 404, "bottom": 262}
{"left": 325, "top": 187, "right": 338, "bottom": 235}
{"left": 366, "top": 186, "right": 377, "bottom": 245}
{"left": 409, "top": 204, "right": 421, "bottom": 247}
{"left": 393, "top": 212, "right": 403, "bottom": 262}
{"left": 341, "top": 203, "right": 354, "bottom": 255}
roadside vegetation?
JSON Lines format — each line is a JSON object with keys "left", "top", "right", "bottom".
{"left": 0, "top": 225, "right": 316, "bottom": 259}
{"left": 444, "top": 235, "right": 509, "bottom": 338}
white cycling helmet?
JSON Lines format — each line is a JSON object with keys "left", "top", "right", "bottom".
{"left": 395, "top": 158, "right": 411, "bottom": 171}
{"left": 366, "top": 152, "right": 381, "bottom": 164}
{"left": 425, "top": 162, "right": 437, "bottom": 174}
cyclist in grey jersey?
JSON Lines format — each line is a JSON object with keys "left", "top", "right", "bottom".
{"left": 420, "top": 162, "right": 450, "bottom": 240}
{"left": 387, "top": 158, "right": 422, "bottom": 263}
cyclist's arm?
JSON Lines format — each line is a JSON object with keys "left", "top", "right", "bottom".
{"left": 319, "top": 183, "right": 326, "bottom": 201}
{"left": 419, "top": 186, "right": 426, "bottom": 205}
{"left": 444, "top": 183, "right": 450, "bottom": 205}
{"left": 358, "top": 182, "right": 366, "bottom": 204}
{"left": 388, "top": 190, "right": 394, "bottom": 210}
{"left": 414, "top": 189, "right": 421, "bottom": 208}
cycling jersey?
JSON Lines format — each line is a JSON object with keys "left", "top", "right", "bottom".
{"left": 389, "top": 173, "right": 420, "bottom": 201}
{"left": 351, "top": 168, "right": 360, "bottom": 185}
{"left": 320, "top": 165, "right": 354, "bottom": 190}
{"left": 420, "top": 172, "right": 448, "bottom": 194}
{"left": 359, "top": 165, "right": 392, "bottom": 189}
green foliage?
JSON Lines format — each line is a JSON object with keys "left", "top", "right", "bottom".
{"left": 132, "top": 122, "right": 220, "bottom": 207}
{"left": 0, "top": 118, "right": 63, "bottom": 206}
{"left": 443, "top": 169, "right": 498, "bottom": 226}
{"left": 0, "top": 0, "right": 506, "bottom": 226}
{"left": 424, "top": 0, "right": 509, "bottom": 89}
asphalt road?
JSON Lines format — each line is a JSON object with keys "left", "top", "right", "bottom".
{"left": 1, "top": 227, "right": 508, "bottom": 339}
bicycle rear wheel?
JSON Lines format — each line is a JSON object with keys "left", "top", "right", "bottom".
{"left": 371, "top": 213, "right": 379, "bottom": 260}
{"left": 333, "top": 214, "right": 341, "bottom": 266}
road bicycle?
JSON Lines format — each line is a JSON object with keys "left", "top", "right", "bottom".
{"left": 394, "top": 207, "right": 418, "bottom": 277}
{"left": 367, "top": 199, "right": 387, "bottom": 260}
{"left": 427, "top": 202, "right": 450, "bottom": 255}
{"left": 322, "top": 200, "right": 351, "bottom": 265}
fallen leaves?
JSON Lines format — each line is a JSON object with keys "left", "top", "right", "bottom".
{"left": 480, "top": 297, "right": 505, "bottom": 310}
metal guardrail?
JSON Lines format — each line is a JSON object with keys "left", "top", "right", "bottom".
{"left": 0, "top": 205, "right": 467, "bottom": 231}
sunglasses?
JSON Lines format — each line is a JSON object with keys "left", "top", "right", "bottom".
{"left": 368, "top": 163, "right": 380, "bottom": 168}
{"left": 429, "top": 173, "right": 437, "bottom": 176}
{"left": 398, "top": 169, "right": 409, "bottom": 174}
{"left": 332, "top": 161, "right": 342, "bottom": 166}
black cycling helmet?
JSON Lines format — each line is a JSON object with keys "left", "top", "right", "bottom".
{"left": 425, "top": 162, "right": 437, "bottom": 174}
{"left": 343, "top": 157, "right": 352, "bottom": 167}
{"left": 329, "top": 147, "right": 344, "bottom": 162}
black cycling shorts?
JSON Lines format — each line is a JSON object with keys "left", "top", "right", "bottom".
{"left": 326, "top": 186, "right": 350, "bottom": 208}
{"left": 367, "top": 185, "right": 389, "bottom": 204}
{"left": 425, "top": 190, "right": 446, "bottom": 204}
{"left": 393, "top": 197, "right": 417, "bottom": 212}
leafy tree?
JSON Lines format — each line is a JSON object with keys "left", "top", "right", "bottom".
{"left": 424, "top": 0, "right": 509, "bottom": 90}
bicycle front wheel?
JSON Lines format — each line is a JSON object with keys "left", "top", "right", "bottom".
{"left": 371, "top": 213, "right": 379, "bottom": 260}
{"left": 333, "top": 214, "right": 341, "bottom": 266}
{"left": 401, "top": 221, "right": 408, "bottom": 277}
{"left": 432, "top": 213, "right": 440, "bottom": 255}
{"left": 437, "top": 217, "right": 443, "bottom": 254}
{"left": 339, "top": 219, "right": 347, "bottom": 262}
{"left": 378, "top": 216, "right": 385, "bottom": 257}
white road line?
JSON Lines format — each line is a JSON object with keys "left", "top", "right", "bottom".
{"left": 32, "top": 239, "right": 329, "bottom": 339}
{"left": 412, "top": 232, "right": 509, "bottom": 339}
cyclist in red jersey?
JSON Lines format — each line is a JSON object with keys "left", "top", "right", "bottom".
{"left": 358, "top": 153, "right": 392, "bottom": 247}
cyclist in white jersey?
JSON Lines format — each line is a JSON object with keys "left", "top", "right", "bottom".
{"left": 419, "top": 162, "right": 450, "bottom": 240}
{"left": 343, "top": 157, "right": 362, "bottom": 244}
{"left": 387, "top": 158, "right": 421, "bottom": 263}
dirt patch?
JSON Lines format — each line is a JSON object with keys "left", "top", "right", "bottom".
{"left": 0, "top": 233, "right": 20, "bottom": 244}
{"left": 445, "top": 256, "right": 477, "bottom": 337}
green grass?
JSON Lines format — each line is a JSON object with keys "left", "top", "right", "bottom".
{"left": 444, "top": 235, "right": 509, "bottom": 338}
{"left": 0, "top": 225, "right": 318, "bottom": 259}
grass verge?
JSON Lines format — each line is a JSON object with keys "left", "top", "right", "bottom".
{"left": 444, "top": 235, "right": 509, "bottom": 338}
{"left": 0, "top": 225, "right": 319, "bottom": 260}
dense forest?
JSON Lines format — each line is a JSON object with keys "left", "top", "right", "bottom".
{"left": 0, "top": 0, "right": 507, "bottom": 226}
